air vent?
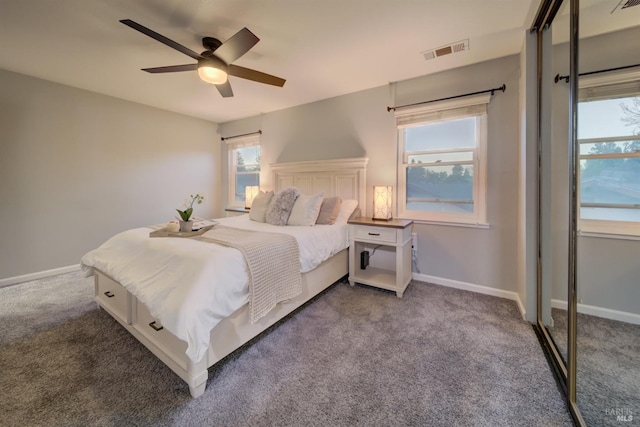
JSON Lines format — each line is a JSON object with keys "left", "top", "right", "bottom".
{"left": 612, "top": 0, "right": 640, "bottom": 13}
{"left": 422, "top": 39, "right": 469, "bottom": 61}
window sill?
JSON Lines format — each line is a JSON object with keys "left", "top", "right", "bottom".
{"left": 225, "top": 207, "right": 249, "bottom": 213}
{"left": 397, "top": 217, "right": 490, "bottom": 229}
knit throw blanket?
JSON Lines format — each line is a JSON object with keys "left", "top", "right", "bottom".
{"left": 195, "top": 226, "right": 302, "bottom": 323}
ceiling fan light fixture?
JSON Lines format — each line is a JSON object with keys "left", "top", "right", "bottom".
{"left": 197, "top": 57, "right": 228, "bottom": 85}
{"left": 120, "top": 19, "right": 285, "bottom": 96}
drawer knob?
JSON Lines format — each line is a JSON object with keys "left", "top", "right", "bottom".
{"left": 368, "top": 232, "right": 380, "bottom": 236}
{"left": 149, "top": 321, "right": 164, "bottom": 331}
{"left": 104, "top": 291, "right": 115, "bottom": 298}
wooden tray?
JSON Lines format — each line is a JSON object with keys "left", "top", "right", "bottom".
{"left": 149, "top": 224, "right": 214, "bottom": 238}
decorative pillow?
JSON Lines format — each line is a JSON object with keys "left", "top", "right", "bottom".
{"left": 288, "top": 192, "right": 324, "bottom": 226}
{"left": 315, "top": 196, "right": 342, "bottom": 225}
{"left": 334, "top": 199, "right": 359, "bottom": 224}
{"left": 349, "top": 207, "right": 362, "bottom": 220}
{"left": 266, "top": 187, "right": 300, "bottom": 226}
{"left": 249, "top": 191, "right": 274, "bottom": 223}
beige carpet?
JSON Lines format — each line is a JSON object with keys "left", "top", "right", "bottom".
{"left": 1, "top": 271, "right": 573, "bottom": 426}
{"left": 550, "top": 308, "right": 640, "bottom": 426}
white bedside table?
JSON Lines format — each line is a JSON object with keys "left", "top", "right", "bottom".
{"left": 347, "top": 217, "right": 413, "bottom": 297}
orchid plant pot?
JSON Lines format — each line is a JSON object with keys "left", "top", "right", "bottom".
{"left": 176, "top": 194, "right": 203, "bottom": 232}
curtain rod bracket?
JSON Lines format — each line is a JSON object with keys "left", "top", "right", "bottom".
{"left": 387, "top": 83, "right": 506, "bottom": 112}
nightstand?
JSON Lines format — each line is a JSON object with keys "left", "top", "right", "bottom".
{"left": 347, "top": 217, "right": 413, "bottom": 297}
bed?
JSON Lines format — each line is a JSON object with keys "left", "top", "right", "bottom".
{"left": 81, "top": 158, "right": 368, "bottom": 397}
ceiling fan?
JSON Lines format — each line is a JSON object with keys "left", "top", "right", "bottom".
{"left": 120, "top": 19, "right": 286, "bottom": 98}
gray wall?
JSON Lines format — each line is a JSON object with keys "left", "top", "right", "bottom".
{"left": 550, "top": 26, "right": 640, "bottom": 315}
{"left": 221, "top": 55, "right": 522, "bottom": 293}
{"left": 0, "top": 69, "right": 221, "bottom": 280}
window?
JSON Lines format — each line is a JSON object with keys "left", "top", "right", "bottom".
{"left": 226, "top": 134, "right": 260, "bottom": 207}
{"left": 396, "top": 93, "right": 490, "bottom": 225}
{"left": 578, "top": 72, "right": 640, "bottom": 237}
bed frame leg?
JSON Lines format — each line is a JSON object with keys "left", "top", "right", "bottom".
{"left": 189, "top": 381, "right": 207, "bottom": 398}
{"left": 187, "top": 359, "right": 209, "bottom": 398}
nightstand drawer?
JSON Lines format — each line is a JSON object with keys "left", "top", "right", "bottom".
{"left": 353, "top": 225, "right": 397, "bottom": 244}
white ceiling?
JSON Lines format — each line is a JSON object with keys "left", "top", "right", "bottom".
{"left": 0, "top": 0, "right": 637, "bottom": 123}
{"left": 553, "top": 0, "right": 640, "bottom": 43}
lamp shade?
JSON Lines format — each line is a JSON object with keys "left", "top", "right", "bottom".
{"left": 372, "top": 186, "right": 393, "bottom": 220}
{"left": 197, "top": 57, "right": 228, "bottom": 84}
{"left": 245, "top": 186, "right": 259, "bottom": 209}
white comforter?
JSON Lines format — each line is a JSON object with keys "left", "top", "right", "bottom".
{"left": 81, "top": 215, "right": 348, "bottom": 363}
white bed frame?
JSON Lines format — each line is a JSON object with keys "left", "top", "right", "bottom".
{"left": 93, "top": 158, "right": 368, "bottom": 397}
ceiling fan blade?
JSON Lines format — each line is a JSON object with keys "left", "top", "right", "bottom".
{"left": 142, "top": 64, "right": 198, "bottom": 73}
{"left": 213, "top": 28, "right": 259, "bottom": 64}
{"left": 216, "top": 81, "right": 234, "bottom": 98}
{"left": 228, "top": 64, "right": 286, "bottom": 87}
{"left": 120, "top": 19, "right": 202, "bottom": 61}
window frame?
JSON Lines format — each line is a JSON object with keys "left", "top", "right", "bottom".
{"left": 226, "top": 134, "right": 261, "bottom": 208}
{"left": 395, "top": 93, "right": 490, "bottom": 226}
{"left": 577, "top": 69, "right": 640, "bottom": 238}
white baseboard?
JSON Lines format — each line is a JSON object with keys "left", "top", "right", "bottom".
{"left": 515, "top": 294, "right": 527, "bottom": 321}
{"left": 551, "top": 299, "right": 640, "bottom": 326}
{"left": 412, "top": 273, "right": 527, "bottom": 320}
{"left": 0, "top": 265, "right": 81, "bottom": 289}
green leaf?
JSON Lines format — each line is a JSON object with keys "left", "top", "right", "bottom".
{"left": 176, "top": 208, "right": 193, "bottom": 221}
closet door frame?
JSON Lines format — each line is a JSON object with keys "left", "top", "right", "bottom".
{"left": 531, "top": 0, "right": 585, "bottom": 425}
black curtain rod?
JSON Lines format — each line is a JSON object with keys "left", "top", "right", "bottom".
{"left": 221, "top": 130, "right": 262, "bottom": 141}
{"left": 387, "top": 84, "right": 506, "bottom": 112}
{"left": 554, "top": 63, "right": 640, "bottom": 83}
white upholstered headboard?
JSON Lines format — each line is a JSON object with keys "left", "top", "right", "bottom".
{"left": 271, "top": 157, "right": 368, "bottom": 211}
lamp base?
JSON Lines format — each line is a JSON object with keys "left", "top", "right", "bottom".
{"left": 371, "top": 217, "right": 393, "bottom": 221}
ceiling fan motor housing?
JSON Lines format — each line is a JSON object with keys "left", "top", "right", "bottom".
{"left": 202, "top": 36, "right": 222, "bottom": 52}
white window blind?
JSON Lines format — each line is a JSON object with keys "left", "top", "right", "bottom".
{"left": 396, "top": 103, "right": 487, "bottom": 128}
{"left": 580, "top": 80, "right": 640, "bottom": 101}
{"left": 225, "top": 133, "right": 260, "bottom": 149}
{"left": 394, "top": 93, "right": 491, "bottom": 127}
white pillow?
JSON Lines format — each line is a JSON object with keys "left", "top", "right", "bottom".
{"left": 249, "top": 191, "right": 274, "bottom": 222}
{"left": 288, "top": 192, "right": 324, "bottom": 226}
{"left": 334, "top": 199, "right": 359, "bottom": 224}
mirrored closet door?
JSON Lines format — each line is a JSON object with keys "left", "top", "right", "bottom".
{"left": 534, "top": 1, "right": 640, "bottom": 426}
{"left": 575, "top": 1, "right": 640, "bottom": 425}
